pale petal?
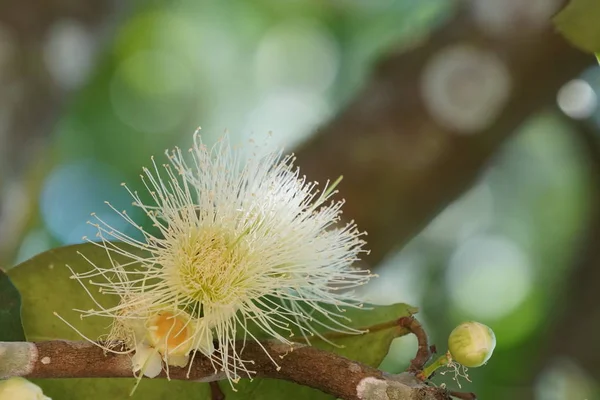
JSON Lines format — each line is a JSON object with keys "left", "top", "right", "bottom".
{"left": 165, "top": 354, "right": 189, "bottom": 368}
{"left": 0, "top": 377, "right": 52, "bottom": 400}
{"left": 195, "top": 325, "right": 215, "bottom": 356}
{"left": 132, "top": 344, "right": 162, "bottom": 378}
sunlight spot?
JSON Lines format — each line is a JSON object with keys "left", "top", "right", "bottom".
{"left": 446, "top": 234, "right": 532, "bottom": 320}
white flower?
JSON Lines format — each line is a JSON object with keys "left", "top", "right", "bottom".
{"left": 0, "top": 377, "right": 51, "bottom": 400}
{"left": 67, "top": 131, "right": 372, "bottom": 384}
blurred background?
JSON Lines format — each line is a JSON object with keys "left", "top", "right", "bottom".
{"left": 0, "top": 0, "right": 598, "bottom": 399}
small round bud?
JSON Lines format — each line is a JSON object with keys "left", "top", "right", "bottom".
{"left": 448, "top": 321, "right": 496, "bottom": 368}
{"left": 0, "top": 377, "right": 51, "bottom": 400}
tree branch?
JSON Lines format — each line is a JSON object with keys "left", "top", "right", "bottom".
{"left": 0, "top": 340, "right": 455, "bottom": 400}
{"left": 398, "top": 316, "right": 432, "bottom": 374}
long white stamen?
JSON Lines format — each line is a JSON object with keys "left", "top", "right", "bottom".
{"left": 65, "top": 132, "right": 374, "bottom": 386}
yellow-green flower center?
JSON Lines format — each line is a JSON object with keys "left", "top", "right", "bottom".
{"left": 164, "top": 227, "right": 253, "bottom": 309}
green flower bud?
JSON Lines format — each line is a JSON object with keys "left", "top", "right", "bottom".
{"left": 448, "top": 321, "right": 496, "bottom": 368}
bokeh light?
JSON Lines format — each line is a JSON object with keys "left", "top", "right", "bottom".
{"left": 536, "top": 359, "right": 598, "bottom": 400}
{"left": 359, "top": 246, "right": 427, "bottom": 306}
{"left": 110, "top": 51, "right": 195, "bottom": 134}
{"left": 254, "top": 19, "right": 339, "bottom": 94}
{"left": 40, "top": 161, "right": 139, "bottom": 244}
{"left": 43, "top": 20, "right": 95, "bottom": 90}
{"left": 15, "top": 229, "right": 52, "bottom": 264}
{"left": 446, "top": 234, "right": 533, "bottom": 320}
{"left": 557, "top": 79, "right": 597, "bottom": 120}
{"left": 244, "top": 89, "right": 331, "bottom": 149}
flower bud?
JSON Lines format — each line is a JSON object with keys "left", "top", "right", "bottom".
{"left": 0, "top": 377, "right": 51, "bottom": 400}
{"left": 448, "top": 321, "right": 496, "bottom": 368}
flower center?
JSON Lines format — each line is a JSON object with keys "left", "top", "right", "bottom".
{"left": 164, "top": 227, "right": 253, "bottom": 310}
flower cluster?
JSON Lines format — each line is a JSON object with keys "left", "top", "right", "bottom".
{"left": 65, "top": 131, "right": 372, "bottom": 386}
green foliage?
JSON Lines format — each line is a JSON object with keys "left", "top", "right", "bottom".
{"left": 8, "top": 243, "right": 414, "bottom": 400}
{"left": 0, "top": 269, "right": 26, "bottom": 341}
{"left": 554, "top": 0, "right": 600, "bottom": 53}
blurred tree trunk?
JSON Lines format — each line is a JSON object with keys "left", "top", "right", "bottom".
{"left": 0, "top": 0, "right": 118, "bottom": 175}
{"left": 539, "top": 117, "right": 600, "bottom": 379}
{"left": 0, "top": 0, "right": 120, "bottom": 261}
{"left": 297, "top": 2, "right": 590, "bottom": 266}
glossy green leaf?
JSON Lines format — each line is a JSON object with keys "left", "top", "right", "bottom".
{"left": 8, "top": 243, "right": 414, "bottom": 400}
{"left": 0, "top": 269, "right": 26, "bottom": 341}
{"left": 554, "top": 0, "right": 600, "bottom": 53}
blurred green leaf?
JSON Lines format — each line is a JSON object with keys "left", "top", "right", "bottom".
{"left": 0, "top": 269, "right": 26, "bottom": 341}
{"left": 8, "top": 243, "right": 413, "bottom": 399}
{"left": 554, "top": 0, "right": 600, "bottom": 53}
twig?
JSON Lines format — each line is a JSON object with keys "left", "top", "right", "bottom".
{"left": 318, "top": 314, "right": 429, "bottom": 375}
{"left": 319, "top": 315, "right": 413, "bottom": 340}
{"left": 0, "top": 340, "right": 452, "bottom": 400}
{"left": 448, "top": 391, "right": 477, "bottom": 400}
{"left": 209, "top": 381, "right": 225, "bottom": 400}
{"left": 398, "top": 316, "right": 432, "bottom": 373}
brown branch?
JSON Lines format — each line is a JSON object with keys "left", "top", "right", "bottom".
{"left": 0, "top": 340, "right": 452, "bottom": 400}
{"left": 209, "top": 381, "right": 225, "bottom": 400}
{"left": 448, "top": 391, "right": 477, "bottom": 400}
{"left": 320, "top": 313, "right": 414, "bottom": 340}
{"left": 398, "top": 316, "right": 432, "bottom": 373}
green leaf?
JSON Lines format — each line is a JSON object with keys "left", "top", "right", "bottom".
{"left": 8, "top": 243, "right": 414, "bottom": 400}
{"left": 0, "top": 269, "right": 26, "bottom": 341}
{"left": 554, "top": 0, "right": 600, "bottom": 53}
